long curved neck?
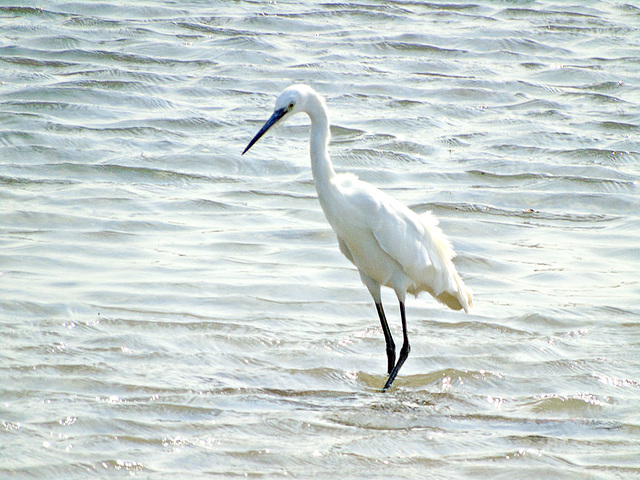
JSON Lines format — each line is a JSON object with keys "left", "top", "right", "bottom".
{"left": 307, "top": 96, "right": 335, "bottom": 194}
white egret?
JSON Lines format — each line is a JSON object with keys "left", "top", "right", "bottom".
{"left": 243, "top": 85, "right": 473, "bottom": 391}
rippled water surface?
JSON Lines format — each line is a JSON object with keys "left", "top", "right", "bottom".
{"left": 2, "top": 1, "right": 639, "bottom": 478}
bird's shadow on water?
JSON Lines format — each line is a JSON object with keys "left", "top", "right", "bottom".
{"left": 325, "top": 382, "right": 629, "bottom": 440}
{"left": 324, "top": 381, "right": 466, "bottom": 433}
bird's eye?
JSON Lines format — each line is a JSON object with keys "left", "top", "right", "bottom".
{"left": 288, "top": 102, "right": 294, "bottom": 110}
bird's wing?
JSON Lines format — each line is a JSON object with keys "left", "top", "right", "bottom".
{"left": 336, "top": 174, "right": 471, "bottom": 312}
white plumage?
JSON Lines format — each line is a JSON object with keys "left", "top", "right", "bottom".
{"left": 243, "top": 84, "right": 472, "bottom": 390}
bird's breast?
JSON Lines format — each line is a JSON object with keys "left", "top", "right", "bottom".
{"left": 316, "top": 174, "right": 411, "bottom": 289}
{"left": 335, "top": 224, "right": 407, "bottom": 288}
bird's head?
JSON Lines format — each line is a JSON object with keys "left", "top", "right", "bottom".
{"left": 242, "top": 84, "right": 313, "bottom": 155}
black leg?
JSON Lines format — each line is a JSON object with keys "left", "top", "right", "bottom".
{"left": 383, "top": 301, "right": 410, "bottom": 391}
{"left": 375, "top": 302, "right": 396, "bottom": 375}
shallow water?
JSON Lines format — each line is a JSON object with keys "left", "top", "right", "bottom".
{"left": 1, "top": 1, "right": 639, "bottom": 478}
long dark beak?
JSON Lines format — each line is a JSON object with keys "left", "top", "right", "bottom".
{"left": 242, "top": 107, "right": 288, "bottom": 155}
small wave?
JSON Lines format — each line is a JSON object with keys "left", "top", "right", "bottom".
{"left": 524, "top": 393, "right": 608, "bottom": 414}
{"left": 564, "top": 90, "right": 627, "bottom": 105}
{"left": 468, "top": 168, "right": 637, "bottom": 189}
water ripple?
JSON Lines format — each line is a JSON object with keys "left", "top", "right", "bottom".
{"left": 1, "top": 1, "right": 639, "bottom": 479}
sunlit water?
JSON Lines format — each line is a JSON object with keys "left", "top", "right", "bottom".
{"left": 1, "top": 1, "right": 639, "bottom": 478}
